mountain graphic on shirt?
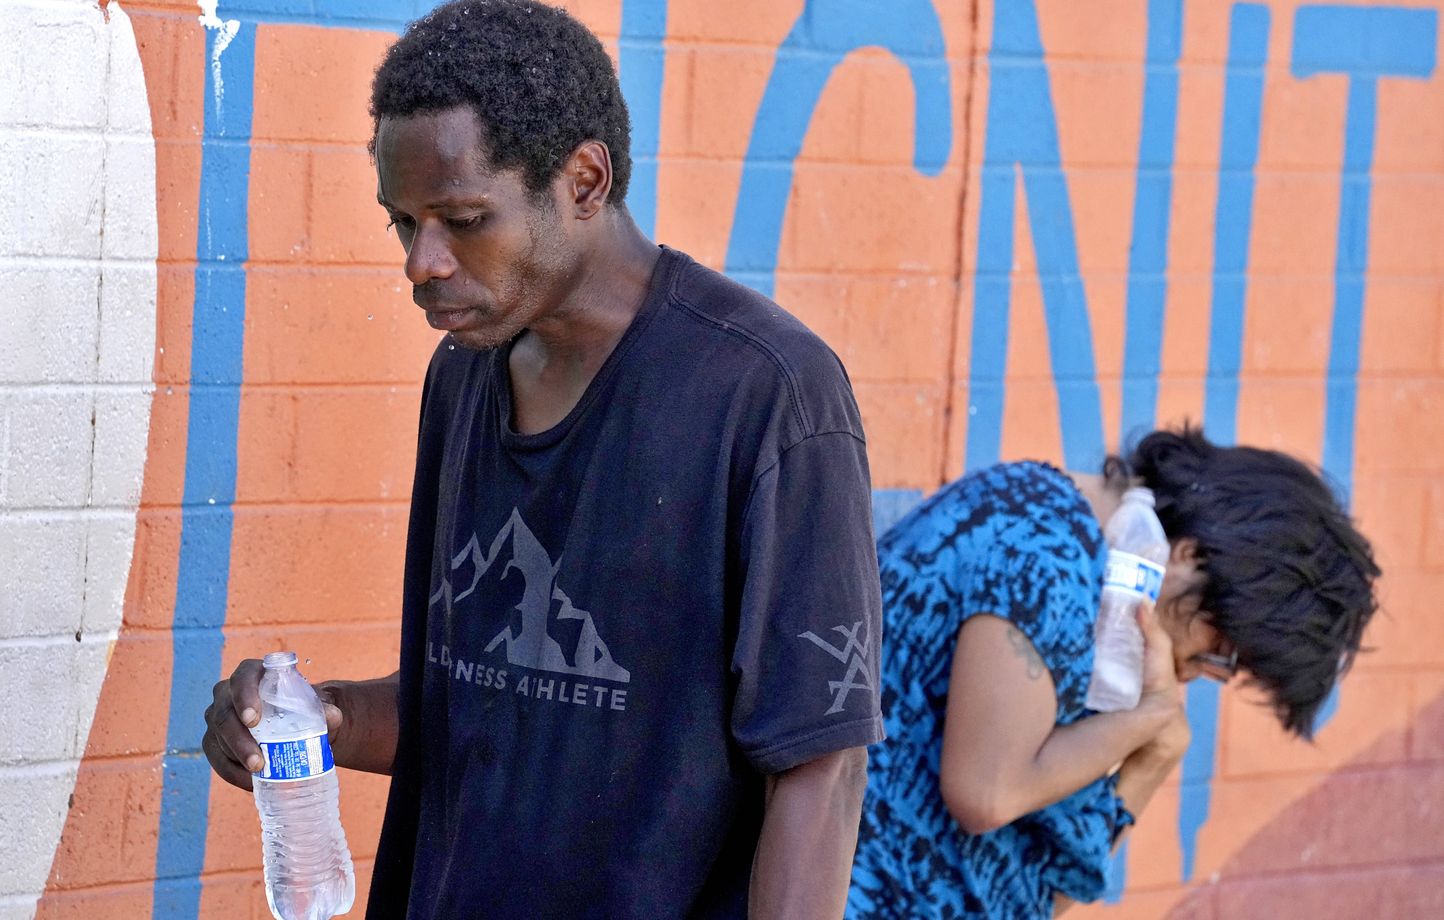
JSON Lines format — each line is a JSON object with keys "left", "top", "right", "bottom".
{"left": 430, "top": 508, "right": 631, "bottom": 684}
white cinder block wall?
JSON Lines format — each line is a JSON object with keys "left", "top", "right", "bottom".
{"left": 0, "top": 2, "right": 156, "bottom": 917}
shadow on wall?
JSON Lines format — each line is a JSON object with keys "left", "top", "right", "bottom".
{"left": 1166, "top": 689, "right": 1444, "bottom": 919}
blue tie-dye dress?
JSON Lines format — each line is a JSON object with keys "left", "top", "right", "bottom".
{"left": 847, "top": 462, "right": 1134, "bottom": 919}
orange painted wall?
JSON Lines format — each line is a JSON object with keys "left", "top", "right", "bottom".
{"left": 31, "top": 1, "right": 1444, "bottom": 917}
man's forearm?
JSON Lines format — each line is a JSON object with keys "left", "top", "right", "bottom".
{"left": 750, "top": 747, "right": 868, "bottom": 920}
{"left": 319, "top": 671, "right": 400, "bottom": 776}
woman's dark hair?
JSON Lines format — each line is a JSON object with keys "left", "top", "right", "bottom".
{"left": 369, "top": 0, "right": 633, "bottom": 202}
{"left": 1111, "top": 425, "right": 1380, "bottom": 738}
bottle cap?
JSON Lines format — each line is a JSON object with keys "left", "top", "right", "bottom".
{"left": 262, "top": 651, "right": 298, "bottom": 669}
{"left": 1123, "top": 487, "right": 1156, "bottom": 507}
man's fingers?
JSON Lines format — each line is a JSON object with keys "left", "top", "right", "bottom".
{"left": 210, "top": 702, "right": 264, "bottom": 773}
{"left": 209, "top": 671, "right": 264, "bottom": 773}
{"left": 229, "top": 658, "right": 265, "bottom": 727}
{"left": 202, "top": 730, "right": 254, "bottom": 792}
{"left": 322, "top": 701, "right": 343, "bottom": 735}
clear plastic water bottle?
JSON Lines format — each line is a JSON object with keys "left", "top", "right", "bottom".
{"left": 249, "top": 651, "right": 355, "bottom": 920}
{"left": 1085, "top": 488, "right": 1170, "bottom": 712}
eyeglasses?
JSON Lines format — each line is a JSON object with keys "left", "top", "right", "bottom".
{"left": 1190, "top": 646, "right": 1239, "bottom": 683}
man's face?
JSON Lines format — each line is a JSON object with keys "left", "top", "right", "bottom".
{"left": 374, "top": 106, "right": 575, "bottom": 351}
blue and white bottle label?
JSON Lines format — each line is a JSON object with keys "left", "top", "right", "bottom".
{"left": 1103, "top": 550, "right": 1166, "bottom": 602}
{"left": 254, "top": 731, "right": 335, "bottom": 782}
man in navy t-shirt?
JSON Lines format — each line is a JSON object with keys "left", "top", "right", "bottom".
{"left": 201, "top": 1, "right": 884, "bottom": 917}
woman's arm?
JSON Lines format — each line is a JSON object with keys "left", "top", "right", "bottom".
{"left": 1052, "top": 707, "right": 1190, "bottom": 916}
{"left": 939, "top": 604, "right": 1182, "bottom": 835}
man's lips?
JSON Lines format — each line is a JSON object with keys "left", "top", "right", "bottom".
{"left": 424, "top": 307, "right": 478, "bottom": 331}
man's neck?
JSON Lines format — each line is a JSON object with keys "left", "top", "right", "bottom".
{"left": 506, "top": 212, "right": 661, "bottom": 434}
{"left": 520, "top": 212, "right": 660, "bottom": 362}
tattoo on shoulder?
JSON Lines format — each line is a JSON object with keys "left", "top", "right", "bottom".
{"left": 1005, "top": 625, "right": 1046, "bottom": 680}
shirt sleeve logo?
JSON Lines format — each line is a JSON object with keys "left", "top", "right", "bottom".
{"left": 798, "top": 621, "right": 875, "bottom": 715}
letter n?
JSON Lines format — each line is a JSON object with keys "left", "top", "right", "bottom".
{"left": 965, "top": 0, "right": 1105, "bottom": 473}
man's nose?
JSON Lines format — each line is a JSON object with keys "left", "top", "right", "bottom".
{"left": 405, "top": 223, "right": 457, "bottom": 285}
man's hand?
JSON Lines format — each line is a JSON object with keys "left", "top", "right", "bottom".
{"left": 203, "top": 659, "right": 272, "bottom": 792}
{"left": 750, "top": 746, "right": 868, "bottom": 920}
{"left": 202, "top": 661, "right": 398, "bottom": 791}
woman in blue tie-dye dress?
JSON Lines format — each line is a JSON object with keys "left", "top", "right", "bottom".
{"left": 848, "top": 429, "right": 1380, "bottom": 918}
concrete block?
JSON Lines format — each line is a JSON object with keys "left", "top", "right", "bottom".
{"left": 89, "top": 387, "right": 151, "bottom": 507}
{"left": 0, "top": 762, "right": 78, "bottom": 898}
{"left": 226, "top": 504, "right": 410, "bottom": 626}
{"left": 0, "top": 513, "right": 88, "bottom": 638}
{"left": 251, "top": 26, "right": 392, "bottom": 144}
{"left": 308, "top": 148, "right": 397, "bottom": 266}
{"left": 65, "top": 637, "right": 111, "bottom": 762}
{"left": 19, "top": 888, "right": 154, "bottom": 919}
{"left": 102, "top": 2, "right": 154, "bottom": 138}
{"left": 97, "top": 261, "right": 157, "bottom": 384}
{"left": 81, "top": 508, "right": 139, "bottom": 636}
{"left": 101, "top": 136, "right": 158, "bottom": 261}
{"left": 0, "top": 508, "right": 134, "bottom": 640}
{"left": 1214, "top": 864, "right": 1444, "bottom": 918}
{"left": 1222, "top": 672, "right": 1411, "bottom": 778}
{"left": 0, "top": 895, "right": 40, "bottom": 920}
{"left": 0, "top": 263, "right": 102, "bottom": 384}
{"left": 76, "top": 630, "right": 169, "bottom": 759}
{"left": 853, "top": 382, "right": 947, "bottom": 490}
{"left": 241, "top": 266, "right": 431, "bottom": 386}
{"left": 0, "top": 132, "right": 103, "bottom": 260}
{"left": 0, "top": 390, "right": 95, "bottom": 510}
{"left": 1356, "top": 380, "right": 1444, "bottom": 474}
{"left": 0, "top": 637, "right": 111, "bottom": 763}
{"left": 235, "top": 387, "right": 423, "bottom": 503}
{"left": 0, "top": 2, "right": 106, "bottom": 130}
{"left": 1206, "top": 768, "right": 1412, "bottom": 874}
{"left": 45, "top": 756, "right": 167, "bottom": 891}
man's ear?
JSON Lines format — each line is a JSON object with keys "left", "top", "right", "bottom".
{"left": 564, "top": 140, "right": 613, "bottom": 219}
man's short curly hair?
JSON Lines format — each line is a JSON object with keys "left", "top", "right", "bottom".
{"left": 369, "top": 0, "right": 632, "bottom": 202}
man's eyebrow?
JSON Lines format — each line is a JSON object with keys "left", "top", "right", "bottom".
{"left": 427, "top": 195, "right": 492, "bottom": 209}
{"left": 376, "top": 195, "right": 493, "bottom": 211}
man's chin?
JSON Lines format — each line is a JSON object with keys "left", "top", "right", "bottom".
{"left": 444, "top": 328, "right": 515, "bottom": 352}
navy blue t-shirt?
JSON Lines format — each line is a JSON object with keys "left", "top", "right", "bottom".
{"left": 367, "top": 247, "right": 885, "bottom": 919}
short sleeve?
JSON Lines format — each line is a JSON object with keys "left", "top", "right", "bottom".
{"left": 961, "top": 536, "right": 1097, "bottom": 714}
{"left": 730, "top": 431, "right": 885, "bottom": 773}
{"left": 1027, "top": 773, "right": 1136, "bottom": 903}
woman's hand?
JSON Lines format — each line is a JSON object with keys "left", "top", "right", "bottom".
{"left": 1135, "top": 600, "right": 1180, "bottom": 711}
{"left": 1132, "top": 704, "right": 1192, "bottom": 766}
{"left": 1131, "top": 600, "right": 1190, "bottom": 764}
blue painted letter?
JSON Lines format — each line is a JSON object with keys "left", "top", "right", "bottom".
{"left": 965, "top": 0, "right": 1105, "bottom": 474}
{"left": 724, "top": 0, "right": 952, "bottom": 298}
{"left": 1292, "top": 5, "right": 1437, "bottom": 506}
